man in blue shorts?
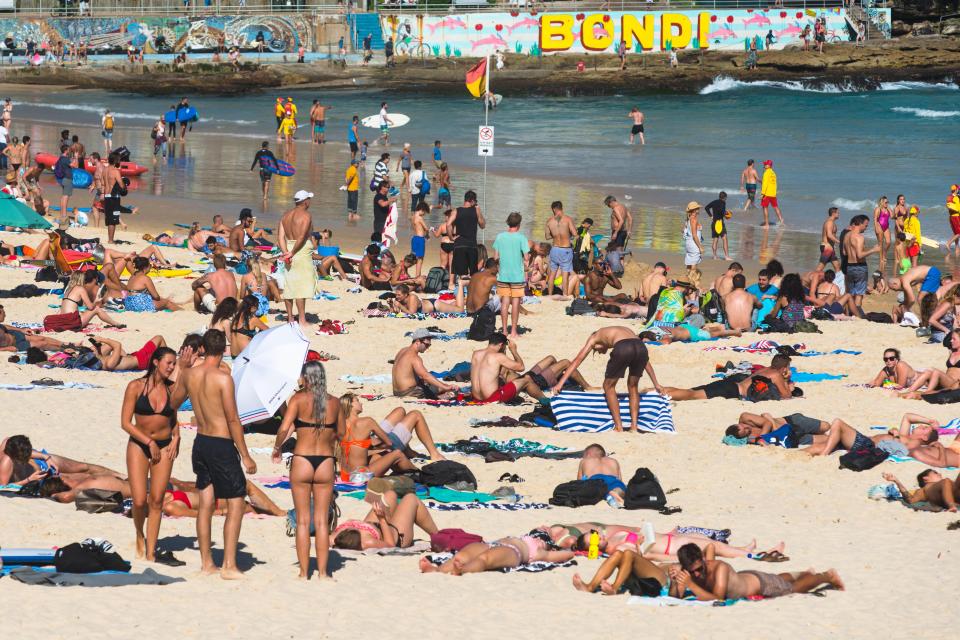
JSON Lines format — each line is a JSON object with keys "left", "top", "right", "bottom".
{"left": 546, "top": 201, "right": 577, "bottom": 295}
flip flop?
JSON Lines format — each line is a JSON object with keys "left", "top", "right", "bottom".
{"left": 752, "top": 550, "right": 790, "bottom": 562}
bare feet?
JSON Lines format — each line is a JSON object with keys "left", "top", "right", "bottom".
{"left": 599, "top": 580, "right": 617, "bottom": 595}
{"left": 508, "top": 332, "right": 520, "bottom": 341}
{"left": 198, "top": 565, "right": 219, "bottom": 577}
{"left": 220, "top": 566, "right": 244, "bottom": 580}
{"left": 135, "top": 534, "right": 146, "bottom": 559}
{"left": 826, "top": 568, "right": 845, "bottom": 591}
{"left": 450, "top": 557, "right": 465, "bottom": 576}
{"left": 419, "top": 557, "right": 438, "bottom": 573}
{"left": 745, "top": 539, "right": 757, "bottom": 553}
{"left": 572, "top": 573, "right": 591, "bottom": 592}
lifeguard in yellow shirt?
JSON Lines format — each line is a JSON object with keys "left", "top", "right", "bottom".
{"left": 760, "top": 159, "right": 784, "bottom": 227}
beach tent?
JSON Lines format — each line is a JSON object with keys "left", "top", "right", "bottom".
{"left": 0, "top": 193, "right": 53, "bottom": 230}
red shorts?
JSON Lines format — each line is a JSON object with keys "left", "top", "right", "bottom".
{"left": 761, "top": 196, "right": 778, "bottom": 209}
{"left": 483, "top": 381, "right": 517, "bottom": 404}
{"left": 132, "top": 339, "right": 158, "bottom": 370}
{"left": 951, "top": 215, "right": 960, "bottom": 236}
{"left": 907, "top": 243, "right": 920, "bottom": 258}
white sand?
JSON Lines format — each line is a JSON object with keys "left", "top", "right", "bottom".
{"left": 0, "top": 227, "right": 955, "bottom": 639}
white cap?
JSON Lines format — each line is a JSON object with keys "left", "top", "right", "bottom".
{"left": 294, "top": 190, "right": 314, "bottom": 202}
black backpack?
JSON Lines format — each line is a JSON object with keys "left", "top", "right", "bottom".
{"left": 424, "top": 266, "right": 448, "bottom": 294}
{"left": 54, "top": 541, "right": 130, "bottom": 573}
{"left": 549, "top": 479, "right": 608, "bottom": 507}
{"left": 467, "top": 306, "right": 497, "bottom": 341}
{"left": 419, "top": 460, "right": 477, "bottom": 489}
{"left": 839, "top": 446, "right": 889, "bottom": 472}
{"left": 623, "top": 467, "right": 667, "bottom": 510}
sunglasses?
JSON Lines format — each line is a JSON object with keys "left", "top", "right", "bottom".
{"left": 883, "top": 356, "right": 898, "bottom": 362}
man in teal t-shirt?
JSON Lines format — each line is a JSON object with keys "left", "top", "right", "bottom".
{"left": 492, "top": 211, "right": 530, "bottom": 340}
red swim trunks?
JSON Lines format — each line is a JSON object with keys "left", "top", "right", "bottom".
{"left": 907, "top": 243, "right": 920, "bottom": 258}
{"left": 761, "top": 196, "right": 778, "bottom": 209}
{"left": 132, "top": 340, "right": 158, "bottom": 370}
{"left": 482, "top": 382, "right": 517, "bottom": 404}
{"left": 950, "top": 215, "right": 960, "bottom": 236}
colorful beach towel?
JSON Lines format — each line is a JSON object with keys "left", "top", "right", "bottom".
{"left": 367, "top": 309, "right": 467, "bottom": 320}
{"left": 402, "top": 329, "right": 469, "bottom": 341}
{"left": 551, "top": 390, "right": 676, "bottom": 434}
{"left": 424, "top": 552, "right": 575, "bottom": 573}
{"left": 0, "top": 382, "right": 102, "bottom": 391}
{"left": 423, "top": 501, "right": 551, "bottom": 511}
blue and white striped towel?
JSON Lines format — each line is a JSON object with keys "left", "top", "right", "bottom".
{"left": 551, "top": 390, "right": 675, "bottom": 434}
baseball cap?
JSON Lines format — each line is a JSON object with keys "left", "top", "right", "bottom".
{"left": 409, "top": 328, "right": 433, "bottom": 341}
{"left": 763, "top": 160, "right": 773, "bottom": 166}
{"left": 654, "top": 261, "right": 669, "bottom": 271}
{"left": 294, "top": 190, "right": 314, "bottom": 202}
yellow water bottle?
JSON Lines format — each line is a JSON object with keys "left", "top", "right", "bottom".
{"left": 587, "top": 531, "right": 600, "bottom": 560}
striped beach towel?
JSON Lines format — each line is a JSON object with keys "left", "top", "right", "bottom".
{"left": 551, "top": 391, "right": 675, "bottom": 434}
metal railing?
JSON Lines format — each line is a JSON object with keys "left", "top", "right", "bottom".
{"left": 6, "top": 0, "right": 364, "bottom": 17}
{"left": 375, "top": 0, "right": 862, "bottom": 14}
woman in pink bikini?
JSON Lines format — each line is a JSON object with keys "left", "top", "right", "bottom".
{"left": 420, "top": 532, "right": 574, "bottom": 575}
{"left": 332, "top": 485, "right": 438, "bottom": 551}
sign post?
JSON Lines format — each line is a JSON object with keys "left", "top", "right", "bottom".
{"left": 477, "top": 125, "right": 495, "bottom": 157}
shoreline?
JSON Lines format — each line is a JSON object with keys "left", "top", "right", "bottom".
{"left": 0, "top": 38, "right": 957, "bottom": 96}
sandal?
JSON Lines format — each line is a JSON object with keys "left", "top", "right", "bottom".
{"left": 752, "top": 550, "right": 790, "bottom": 563}
{"left": 498, "top": 473, "right": 524, "bottom": 483}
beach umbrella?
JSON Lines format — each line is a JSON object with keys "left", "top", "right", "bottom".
{"left": 0, "top": 193, "right": 52, "bottom": 230}
{"left": 232, "top": 322, "right": 309, "bottom": 425}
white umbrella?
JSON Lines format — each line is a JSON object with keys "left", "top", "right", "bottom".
{"left": 232, "top": 323, "right": 309, "bottom": 425}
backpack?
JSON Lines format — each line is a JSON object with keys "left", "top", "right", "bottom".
{"left": 566, "top": 298, "right": 594, "bottom": 316}
{"left": 430, "top": 528, "right": 484, "bottom": 552}
{"left": 369, "top": 177, "right": 378, "bottom": 192}
{"left": 839, "top": 446, "right": 889, "bottom": 472}
{"left": 865, "top": 311, "right": 894, "bottom": 324}
{"left": 419, "top": 176, "right": 431, "bottom": 195}
{"left": 792, "top": 319, "right": 821, "bottom": 333}
{"left": 54, "top": 540, "right": 130, "bottom": 573}
{"left": 549, "top": 479, "right": 608, "bottom": 507}
{"left": 419, "top": 460, "right": 477, "bottom": 489}
{"left": 74, "top": 489, "right": 123, "bottom": 514}
{"left": 623, "top": 467, "right": 668, "bottom": 510}
{"left": 103, "top": 114, "right": 114, "bottom": 130}
{"left": 467, "top": 306, "right": 497, "bottom": 341}
{"left": 424, "top": 266, "right": 448, "bottom": 294}
{"left": 744, "top": 375, "right": 782, "bottom": 402}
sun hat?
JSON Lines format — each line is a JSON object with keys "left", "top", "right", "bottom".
{"left": 686, "top": 201, "right": 701, "bottom": 212}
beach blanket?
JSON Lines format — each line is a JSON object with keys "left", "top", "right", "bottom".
{"left": 402, "top": 329, "right": 469, "bottom": 341}
{"left": 424, "top": 552, "right": 575, "bottom": 573}
{"left": 0, "top": 382, "right": 102, "bottom": 391}
{"left": 6, "top": 567, "right": 184, "bottom": 586}
{"left": 366, "top": 309, "right": 467, "bottom": 320}
{"left": 627, "top": 595, "right": 731, "bottom": 607}
{"left": 710, "top": 367, "right": 846, "bottom": 383}
{"left": 439, "top": 436, "right": 568, "bottom": 456}
{"left": 886, "top": 455, "right": 957, "bottom": 470}
{"left": 703, "top": 340, "right": 862, "bottom": 357}
{"left": 340, "top": 373, "right": 392, "bottom": 385}
{"left": 551, "top": 391, "right": 675, "bottom": 434}
{"left": 423, "top": 501, "right": 551, "bottom": 511}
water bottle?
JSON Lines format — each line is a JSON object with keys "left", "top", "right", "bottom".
{"left": 587, "top": 531, "right": 600, "bottom": 560}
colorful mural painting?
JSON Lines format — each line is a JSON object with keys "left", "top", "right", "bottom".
{"left": 0, "top": 15, "right": 312, "bottom": 53}
{"left": 381, "top": 8, "right": 892, "bottom": 57}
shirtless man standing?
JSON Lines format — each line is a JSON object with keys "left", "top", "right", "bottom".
{"left": 465, "top": 259, "right": 499, "bottom": 314}
{"left": 470, "top": 333, "right": 545, "bottom": 403}
{"left": 551, "top": 326, "right": 664, "bottom": 433}
{"left": 628, "top": 107, "right": 645, "bottom": 145}
{"left": 546, "top": 201, "right": 577, "bottom": 296}
{"left": 391, "top": 329, "right": 458, "bottom": 398}
{"left": 841, "top": 214, "right": 879, "bottom": 314}
{"left": 739, "top": 159, "right": 759, "bottom": 211}
{"left": 278, "top": 191, "right": 315, "bottom": 326}
{"left": 723, "top": 274, "right": 761, "bottom": 331}
{"left": 676, "top": 543, "right": 843, "bottom": 601}
{"left": 603, "top": 195, "right": 633, "bottom": 272}
{"left": 817, "top": 207, "right": 841, "bottom": 272}
{"left": 170, "top": 330, "right": 256, "bottom": 580}
{"left": 311, "top": 99, "right": 329, "bottom": 144}
{"left": 191, "top": 254, "right": 238, "bottom": 313}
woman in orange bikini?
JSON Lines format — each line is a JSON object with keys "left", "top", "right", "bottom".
{"left": 338, "top": 393, "right": 416, "bottom": 482}
{"left": 272, "top": 361, "right": 340, "bottom": 579}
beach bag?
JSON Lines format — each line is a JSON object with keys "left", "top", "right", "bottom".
{"left": 839, "top": 446, "right": 888, "bottom": 472}
{"left": 793, "top": 319, "right": 820, "bottom": 333}
{"left": 566, "top": 298, "right": 594, "bottom": 316}
{"left": 467, "top": 306, "right": 497, "bottom": 341}
{"left": 761, "top": 315, "right": 791, "bottom": 333}
{"left": 284, "top": 492, "right": 341, "bottom": 537}
{"left": 623, "top": 468, "right": 668, "bottom": 511}
{"left": 424, "top": 266, "right": 448, "bottom": 294}
{"left": 744, "top": 375, "right": 781, "bottom": 402}
{"left": 54, "top": 540, "right": 129, "bottom": 573}
{"left": 549, "top": 479, "right": 608, "bottom": 507}
{"left": 369, "top": 177, "right": 378, "bottom": 191}
{"left": 419, "top": 176, "right": 431, "bottom": 195}
{"left": 430, "top": 528, "right": 484, "bottom": 552}
{"left": 74, "top": 489, "right": 124, "bottom": 514}
{"left": 150, "top": 129, "right": 157, "bottom": 140}
{"left": 866, "top": 312, "right": 894, "bottom": 324}
{"left": 419, "top": 460, "right": 477, "bottom": 489}
{"left": 810, "top": 307, "right": 834, "bottom": 321}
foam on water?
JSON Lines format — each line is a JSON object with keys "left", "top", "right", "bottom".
{"left": 23, "top": 101, "right": 256, "bottom": 125}
{"left": 700, "top": 76, "right": 958, "bottom": 95}
{"left": 831, "top": 197, "right": 875, "bottom": 211}
{"left": 891, "top": 106, "right": 960, "bottom": 118}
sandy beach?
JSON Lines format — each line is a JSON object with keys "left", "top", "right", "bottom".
{"left": 0, "top": 220, "right": 956, "bottom": 638}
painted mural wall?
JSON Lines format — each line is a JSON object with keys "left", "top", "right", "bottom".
{"left": 381, "top": 8, "right": 892, "bottom": 57}
{"left": 0, "top": 15, "right": 314, "bottom": 53}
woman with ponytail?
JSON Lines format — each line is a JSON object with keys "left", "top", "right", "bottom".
{"left": 272, "top": 361, "right": 340, "bottom": 579}
{"left": 120, "top": 345, "right": 184, "bottom": 566}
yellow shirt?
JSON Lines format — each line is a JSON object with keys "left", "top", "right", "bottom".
{"left": 345, "top": 165, "right": 359, "bottom": 192}
{"left": 275, "top": 102, "right": 285, "bottom": 117}
{"left": 279, "top": 117, "right": 296, "bottom": 136}
{"left": 761, "top": 168, "right": 777, "bottom": 197}
{"left": 903, "top": 214, "right": 921, "bottom": 246}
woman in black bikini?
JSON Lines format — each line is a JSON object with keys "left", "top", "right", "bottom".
{"left": 120, "top": 345, "right": 183, "bottom": 566}
{"left": 272, "top": 361, "right": 340, "bottom": 580}
{"left": 229, "top": 294, "right": 268, "bottom": 356}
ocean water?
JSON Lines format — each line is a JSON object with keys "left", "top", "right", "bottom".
{"left": 8, "top": 78, "right": 959, "bottom": 256}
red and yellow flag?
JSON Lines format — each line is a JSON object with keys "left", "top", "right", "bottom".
{"left": 465, "top": 58, "right": 487, "bottom": 98}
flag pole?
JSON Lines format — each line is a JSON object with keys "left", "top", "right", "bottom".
{"left": 482, "top": 54, "right": 490, "bottom": 245}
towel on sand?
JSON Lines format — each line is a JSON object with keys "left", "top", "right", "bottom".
{"left": 551, "top": 390, "right": 675, "bottom": 434}
{"left": 0, "top": 382, "right": 102, "bottom": 391}
{"left": 424, "top": 552, "right": 575, "bottom": 573}
{"left": 7, "top": 566, "right": 183, "bottom": 586}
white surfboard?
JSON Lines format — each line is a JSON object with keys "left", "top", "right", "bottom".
{"left": 361, "top": 112, "right": 411, "bottom": 128}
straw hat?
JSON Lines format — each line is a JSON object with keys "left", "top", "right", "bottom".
{"left": 5, "top": 171, "right": 16, "bottom": 182}
{"left": 686, "top": 201, "right": 701, "bottom": 213}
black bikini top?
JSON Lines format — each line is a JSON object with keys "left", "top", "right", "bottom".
{"left": 294, "top": 417, "right": 337, "bottom": 430}
{"left": 135, "top": 382, "right": 175, "bottom": 418}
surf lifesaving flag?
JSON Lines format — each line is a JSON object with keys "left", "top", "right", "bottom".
{"left": 465, "top": 58, "right": 487, "bottom": 98}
